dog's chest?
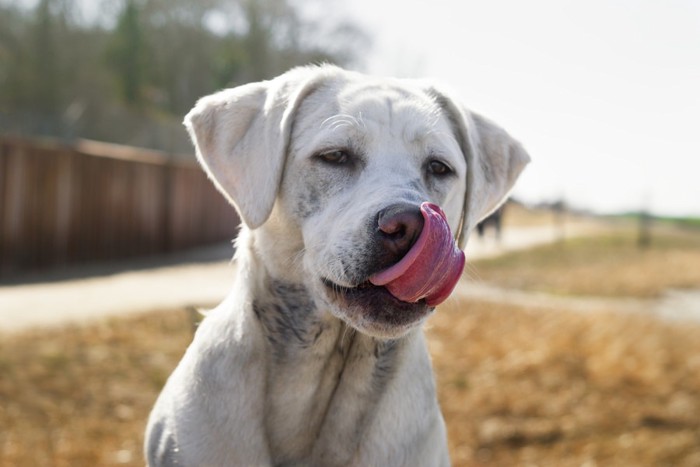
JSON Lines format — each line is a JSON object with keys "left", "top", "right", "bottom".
{"left": 253, "top": 286, "right": 400, "bottom": 464}
{"left": 268, "top": 333, "right": 398, "bottom": 465}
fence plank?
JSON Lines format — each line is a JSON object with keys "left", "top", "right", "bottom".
{"left": 0, "top": 137, "right": 239, "bottom": 278}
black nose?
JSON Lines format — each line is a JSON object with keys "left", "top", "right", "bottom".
{"left": 376, "top": 203, "right": 424, "bottom": 261}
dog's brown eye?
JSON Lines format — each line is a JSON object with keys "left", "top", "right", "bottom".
{"left": 317, "top": 150, "right": 350, "bottom": 165}
{"left": 427, "top": 160, "right": 452, "bottom": 176}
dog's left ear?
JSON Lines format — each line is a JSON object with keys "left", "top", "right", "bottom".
{"left": 184, "top": 66, "right": 331, "bottom": 229}
{"left": 426, "top": 87, "right": 531, "bottom": 248}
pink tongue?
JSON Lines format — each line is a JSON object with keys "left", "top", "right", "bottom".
{"left": 369, "top": 202, "right": 465, "bottom": 306}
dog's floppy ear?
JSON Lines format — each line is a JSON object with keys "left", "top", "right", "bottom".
{"left": 184, "top": 67, "right": 326, "bottom": 229}
{"left": 427, "top": 87, "right": 530, "bottom": 248}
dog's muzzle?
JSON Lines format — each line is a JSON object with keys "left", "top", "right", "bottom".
{"left": 320, "top": 201, "right": 464, "bottom": 336}
{"left": 369, "top": 202, "right": 465, "bottom": 306}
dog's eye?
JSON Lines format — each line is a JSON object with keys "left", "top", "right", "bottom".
{"left": 317, "top": 150, "right": 350, "bottom": 165}
{"left": 427, "top": 160, "right": 452, "bottom": 176}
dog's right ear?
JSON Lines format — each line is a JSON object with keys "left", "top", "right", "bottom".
{"left": 184, "top": 67, "right": 329, "bottom": 229}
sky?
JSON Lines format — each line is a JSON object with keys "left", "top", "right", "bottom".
{"left": 336, "top": 0, "right": 700, "bottom": 217}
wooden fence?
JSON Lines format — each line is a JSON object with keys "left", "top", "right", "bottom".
{"left": 0, "top": 137, "right": 240, "bottom": 278}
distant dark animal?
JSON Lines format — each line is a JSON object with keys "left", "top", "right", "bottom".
{"left": 477, "top": 205, "right": 506, "bottom": 239}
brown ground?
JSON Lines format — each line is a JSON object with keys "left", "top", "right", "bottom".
{"left": 1, "top": 221, "right": 699, "bottom": 466}
{"left": 429, "top": 300, "right": 700, "bottom": 467}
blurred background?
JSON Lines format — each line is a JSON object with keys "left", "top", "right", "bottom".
{"left": 349, "top": 0, "right": 700, "bottom": 219}
{"left": 1, "top": 0, "right": 699, "bottom": 466}
{"left": 0, "top": 0, "right": 368, "bottom": 152}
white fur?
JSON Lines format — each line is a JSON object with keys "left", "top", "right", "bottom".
{"left": 145, "top": 65, "right": 529, "bottom": 466}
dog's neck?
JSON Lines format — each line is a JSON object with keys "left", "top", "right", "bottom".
{"left": 237, "top": 229, "right": 413, "bottom": 464}
{"left": 254, "top": 281, "right": 406, "bottom": 464}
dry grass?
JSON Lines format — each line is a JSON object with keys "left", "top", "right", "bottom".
{"left": 2, "top": 228, "right": 699, "bottom": 466}
{"left": 2, "top": 302, "right": 699, "bottom": 466}
{"left": 0, "top": 310, "right": 194, "bottom": 467}
{"left": 471, "top": 228, "right": 700, "bottom": 298}
{"left": 429, "top": 299, "right": 700, "bottom": 467}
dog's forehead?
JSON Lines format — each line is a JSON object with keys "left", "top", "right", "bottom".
{"left": 292, "top": 77, "right": 457, "bottom": 155}
{"left": 335, "top": 80, "right": 440, "bottom": 122}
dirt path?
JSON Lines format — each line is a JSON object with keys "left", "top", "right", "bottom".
{"left": 0, "top": 222, "right": 617, "bottom": 334}
{"left": 449, "top": 282, "right": 700, "bottom": 324}
{"left": 0, "top": 244, "right": 237, "bottom": 333}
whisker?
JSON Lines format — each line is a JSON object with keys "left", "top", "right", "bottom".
{"left": 340, "top": 324, "right": 355, "bottom": 350}
{"left": 463, "top": 262, "right": 482, "bottom": 282}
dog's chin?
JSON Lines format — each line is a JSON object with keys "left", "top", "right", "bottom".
{"left": 319, "top": 278, "right": 433, "bottom": 339}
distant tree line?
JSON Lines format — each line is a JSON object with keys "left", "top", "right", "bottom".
{"left": 0, "top": 0, "right": 369, "bottom": 154}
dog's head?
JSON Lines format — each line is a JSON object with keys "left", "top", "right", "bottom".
{"left": 185, "top": 65, "right": 529, "bottom": 339}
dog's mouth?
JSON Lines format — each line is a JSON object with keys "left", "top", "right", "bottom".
{"left": 322, "top": 278, "right": 397, "bottom": 301}
{"left": 316, "top": 203, "right": 463, "bottom": 338}
{"left": 321, "top": 278, "right": 432, "bottom": 336}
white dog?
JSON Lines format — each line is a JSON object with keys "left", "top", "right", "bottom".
{"left": 145, "top": 65, "right": 529, "bottom": 466}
